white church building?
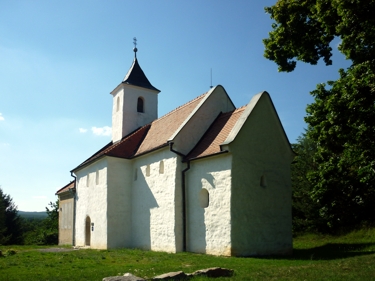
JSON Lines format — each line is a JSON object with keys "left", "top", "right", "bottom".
{"left": 56, "top": 47, "right": 294, "bottom": 256}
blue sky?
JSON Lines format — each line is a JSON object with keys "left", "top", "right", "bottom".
{"left": 0, "top": 1, "right": 351, "bottom": 211}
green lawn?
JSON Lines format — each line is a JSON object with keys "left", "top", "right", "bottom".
{"left": 1, "top": 228, "right": 375, "bottom": 281}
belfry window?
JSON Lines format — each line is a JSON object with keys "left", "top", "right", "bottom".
{"left": 137, "top": 97, "right": 144, "bottom": 113}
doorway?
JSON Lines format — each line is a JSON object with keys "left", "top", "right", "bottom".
{"left": 85, "top": 216, "right": 91, "bottom": 246}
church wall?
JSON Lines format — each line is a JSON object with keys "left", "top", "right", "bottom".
{"left": 74, "top": 158, "right": 109, "bottom": 249}
{"left": 111, "top": 84, "right": 158, "bottom": 142}
{"left": 106, "top": 157, "right": 133, "bottom": 248}
{"left": 131, "top": 148, "right": 181, "bottom": 253}
{"left": 172, "top": 86, "right": 235, "bottom": 155}
{"left": 186, "top": 154, "right": 232, "bottom": 256}
{"left": 230, "top": 94, "right": 293, "bottom": 256}
{"left": 58, "top": 192, "right": 74, "bottom": 245}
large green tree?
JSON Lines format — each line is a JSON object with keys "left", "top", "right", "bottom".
{"left": 291, "top": 134, "right": 323, "bottom": 233}
{"left": 0, "top": 187, "right": 23, "bottom": 244}
{"left": 264, "top": 0, "right": 375, "bottom": 72}
{"left": 264, "top": 0, "right": 375, "bottom": 231}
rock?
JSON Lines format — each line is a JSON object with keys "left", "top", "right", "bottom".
{"left": 152, "top": 271, "right": 188, "bottom": 280}
{"left": 102, "top": 273, "right": 145, "bottom": 281}
{"left": 191, "top": 267, "right": 234, "bottom": 278}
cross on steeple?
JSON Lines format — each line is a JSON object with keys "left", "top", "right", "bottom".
{"left": 133, "top": 37, "right": 138, "bottom": 58}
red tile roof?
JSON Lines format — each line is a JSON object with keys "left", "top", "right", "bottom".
{"left": 72, "top": 92, "right": 207, "bottom": 171}
{"left": 135, "top": 93, "right": 206, "bottom": 156}
{"left": 185, "top": 107, "right": 245, "bottom": 160}
{"left": 56, "top": 181, "right": 75, "bottom": 195}
{"left": 72, "top": 124, "right": 151, "bottom": 171}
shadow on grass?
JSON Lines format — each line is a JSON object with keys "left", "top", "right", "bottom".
{"left": 268, "top": 243, "right": 375, "bottom": 260}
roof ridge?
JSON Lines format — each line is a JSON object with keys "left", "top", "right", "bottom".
{"left": 218, "top": 106, "right": 246, "bottom": 118}
{"left": 153, "top": 92, "right": 208, "bottom": 123}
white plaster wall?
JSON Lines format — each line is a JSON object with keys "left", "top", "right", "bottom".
{"left": 186, "top": 154, "right": 232, "bottom": 256}
{"left": 171, "top": 85, "right": 235, "bottom": 155}
{"left": 230, "top": 93, "right": 293, "bottom": 256}
{"left": 106, "top": 157, "right": 133, "bottom": 248}
{"left": 131, "top": 148, "right": 182, "bottom": 253}
{"left": 111, "top": 84, "right": 158, "bottom": 142}
{"left": 74, "top": 158, "right": 109, "bottom": 249}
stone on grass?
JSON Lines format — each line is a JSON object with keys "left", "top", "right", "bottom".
{"left": 102, "top": 273, "right": 145, "bottom": 281}
{"left": 191, "top": 267, "right": 234, "bottom": 278}
{"left": 152, "top": 271, "right": 188, "bottom": 280}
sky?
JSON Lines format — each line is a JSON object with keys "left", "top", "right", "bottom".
{"left": 0, "top": 1, "right": 351, "bottom": 211}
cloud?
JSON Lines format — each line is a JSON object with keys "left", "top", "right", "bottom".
{"left": 0, "top": 113, "right": 4, "bottom": 121}
{"left": 91, "top": 126, "right": 111, "bottom": 136}
{"left": 79, "top": 128, "right": 88, "bottom": 133}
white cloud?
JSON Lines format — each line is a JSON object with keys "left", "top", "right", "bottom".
{"left": 79, "top": 128, "right": 88, "bottom": 133}
{"left": 0, "top": 113, "right": 4, "bottom": 121}
{"left": 91, "top": 126, "right": 111, "bottom": 136}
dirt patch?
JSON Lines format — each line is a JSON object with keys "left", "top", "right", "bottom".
{"left": 38, "top": 247, "right": 80, "bottom": 253}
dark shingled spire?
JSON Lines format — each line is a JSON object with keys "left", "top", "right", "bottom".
{"left": 122, "top": 58, "right": 160, "bottom": 92}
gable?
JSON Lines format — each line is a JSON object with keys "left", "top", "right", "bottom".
{"left": 226, "top": 91, "right": 295, "bottom": 160}
{"left": 168, "top": 85, "right": 236, "bottom": 155}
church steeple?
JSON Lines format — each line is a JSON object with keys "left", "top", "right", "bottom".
{"left": 110, "top": 40, "right": 160, "bottom": 143}
{"left": 122, "top": 58, "right": 160, "bottom": 92}
{"left": 121, "top": 38, "right": 160, "bottom": 92}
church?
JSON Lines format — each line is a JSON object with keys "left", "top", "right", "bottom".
{"left": 56, "top": 46, "right": 294, "bottom": 256}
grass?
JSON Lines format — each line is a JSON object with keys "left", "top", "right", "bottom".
{"left": 1, "top": 228, "right": 375, "bottom": 281}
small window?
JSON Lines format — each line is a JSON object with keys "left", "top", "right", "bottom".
{"left": 146, "top": 165, "right": 150, "bottom": 177}
{"left": 159, "top": 160, "right": 164, "bottom": 174}
{"left": 116, "top": 96, "right": 120, "bottom": 112}
{"left": 137, "top": 97, "right": 144, "bottom": 113}
{"left": 260, "top": 175, "right": 267, "bottom": 188}
{"left": 199, "top": 188, "right": 209, "bottom": 208}
{"left": 95, "top": 170, "right": 99, "bottom": 185}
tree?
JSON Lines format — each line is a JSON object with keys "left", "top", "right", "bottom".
{"left": 263, "top": 0, "right": 375, "bottom": 72}
{"left": 291, "top": 134, "right": 323, "bottom": 233}
{"left": 42, "top": 200, "right": 59, "bottom": 244}
{"left": 306, "top": 62, "right": 375, "bottom": 229}
{"left": 264, "top": 0, "right": 375, "bottom": 231}
{"left": 0, "top": 187, "right": 23, "bottom": 244}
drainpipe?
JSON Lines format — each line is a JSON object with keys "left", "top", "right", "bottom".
{"left": 168, "top": 142, "right": 189, "bottom": 252}
{"left": 70, "top": 171, "right": 77, "bottom": 247}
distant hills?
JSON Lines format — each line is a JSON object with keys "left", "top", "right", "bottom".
{"left": 18, "top": 211, "right": 48, "bottom": 219}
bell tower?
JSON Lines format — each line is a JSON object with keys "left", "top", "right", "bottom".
{"left": 111, "top": 39, "right": 160, "bottom": 143}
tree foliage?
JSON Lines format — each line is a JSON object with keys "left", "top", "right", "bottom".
{"left": 306, "top": 62, "right": 375, "bottom": 229}
{"left": 264, "top": 0, "right": 375, "bottom": 72}
{"left": 0, "top": 187, "right": 23, "bottom": 245}
{"left": 264, "top": 0, "right": 375, "bottom": 231}
{"left": 291, "top": 134, "right": 322, "bottom": 233}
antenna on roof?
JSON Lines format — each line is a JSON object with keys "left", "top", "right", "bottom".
{"left": 210, "top": 68, "right": 213, "bottom": 89}
{"left": 133, "top": 37, "right": 138, "bottom": 58}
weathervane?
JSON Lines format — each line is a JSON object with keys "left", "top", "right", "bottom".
{"left": 133, "top": 37, "right": 138, "bottom": 58}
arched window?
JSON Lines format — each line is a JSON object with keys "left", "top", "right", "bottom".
{"left": 159, "top": 160, "right": 164, "bottom": 174}
{"left": 146, "top": 165, "right": 150, "bottom": 177}
{"left": 116, "top": 96, "right": 120, "bottom": 112}
{"left": 137, "top": 97, "right": 144, "bottom": 113}
{"left": 260, "top": 175, "right": 267, "bottom": 187}
{"left": 95, "top": 170, "right": 99, "bottom": 185}
{"left": 199, "top": 188, "right": 209, "bottom": 208}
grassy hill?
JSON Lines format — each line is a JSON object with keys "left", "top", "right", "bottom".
{"left": 18, "top": 211, "right": 47, "bottom": 219}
